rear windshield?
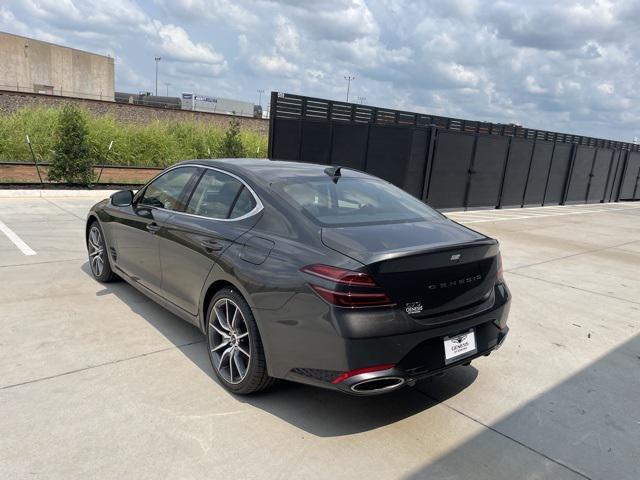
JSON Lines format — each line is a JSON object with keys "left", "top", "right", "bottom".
{"left": 274, "top": 176, "right": 444, "bottom": 226}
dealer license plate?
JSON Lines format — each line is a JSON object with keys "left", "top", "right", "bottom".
{"left": 443, "top": 329, "right": 477, "bottom": 365}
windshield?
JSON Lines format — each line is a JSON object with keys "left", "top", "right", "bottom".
{"left": 274, "top": 176, "right": 444, "bottom": 226}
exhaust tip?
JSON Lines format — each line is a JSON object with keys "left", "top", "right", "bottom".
{"left": 350, "top": 376, "right": 406, "bottom": 394}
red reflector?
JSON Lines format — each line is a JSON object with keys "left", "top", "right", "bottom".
{"left": 301, "top": 264, "right": 377, "bottom": 286}
{"left": 332, "top": 364, "right": 396, "bottom": 384}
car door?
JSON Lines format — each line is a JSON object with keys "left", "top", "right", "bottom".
{"left": 114, "top": 166, "right": 200, "bottom": 293}
{"left": 159, "top": 168, "right": 263, "bottom": 315}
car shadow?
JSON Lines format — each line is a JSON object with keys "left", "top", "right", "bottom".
{"left": 81, "top": 262, "right": 479, "bottom": 437}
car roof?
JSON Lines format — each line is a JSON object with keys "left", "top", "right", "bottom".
{"left": 178, "top": 158, "right": 372, "bottom": 186}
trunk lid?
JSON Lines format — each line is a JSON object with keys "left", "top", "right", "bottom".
{"left": 321, "top": 220, "right": 499, "bottom": 319}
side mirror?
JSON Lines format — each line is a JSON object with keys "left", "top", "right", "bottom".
{"left": 111, "top": 190, "right": 134, "bottom": 207}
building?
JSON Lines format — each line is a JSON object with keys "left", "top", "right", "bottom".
{"left": 181, "top": 93, "right": 256, "bottom": 117}
{"left": 0, "top": 31, "right": 115, "bottom": 101}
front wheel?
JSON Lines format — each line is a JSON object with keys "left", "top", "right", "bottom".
{"left": 87, "top": 221, "right": 119, "bottom": 282}
{"left": 206, "top": 288, "right": 275, "bottom": 394}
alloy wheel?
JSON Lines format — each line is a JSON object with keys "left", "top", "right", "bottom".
{"left": 88, "top": 226, "right": 105, "bottom": 277}
{"left": 209, "top": 298, "right": 251, "bottom": 384}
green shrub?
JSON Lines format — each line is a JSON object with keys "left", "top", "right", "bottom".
{"left": 48, "top": 105, "right": 94, "bottom": 185}
{"left": 220, "top": 118, "right": 246, "bottom": 158}
{"left": 0, "top": 106, "right": 268, "bottom": 168}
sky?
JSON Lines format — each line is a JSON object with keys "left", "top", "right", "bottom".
{"left": 1, "top": 0, "right": 640, "bottom": 142}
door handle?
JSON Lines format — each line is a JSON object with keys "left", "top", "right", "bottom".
{"left": 201, "top": 239, "right": 223, "bottom": 251}
{"left": 146, "top": 223, "right": 161, "bottom": 234}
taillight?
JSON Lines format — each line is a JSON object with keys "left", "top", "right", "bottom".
{"left": 496, "top": 253, "right": 504, "bottom": 283}
{"left": 301, "top": 264, "right": 395, "bottom": 308}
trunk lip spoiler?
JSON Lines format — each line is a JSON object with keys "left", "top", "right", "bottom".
{"left": 361, "top": 238, "right": 499, "bottom": 268}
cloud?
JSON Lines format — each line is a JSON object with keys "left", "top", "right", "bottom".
{"left": 144, "top": 20, "right": 226, "bottom": 72}
{"left": 2, "top": 0, "right": 640, "bottom": 141}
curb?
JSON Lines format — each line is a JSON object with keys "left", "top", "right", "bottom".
{"left": 0, "top": 190, "right": 118, "bottom": 198}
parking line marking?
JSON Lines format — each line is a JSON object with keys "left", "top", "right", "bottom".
{"left": 447, "top": 203, "right": 640, "bottom": 224}
{"left": 0, "top": 220, "right": 37, "bottom": 256}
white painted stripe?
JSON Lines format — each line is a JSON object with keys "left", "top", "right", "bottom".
{"left": 0, "top": 220, "right": 37, "bottom": 256}
{"left": 452, "top": 205, "right": 640, "bottom": 223}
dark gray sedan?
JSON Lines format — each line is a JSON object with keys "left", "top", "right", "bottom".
{"left": 86, "top": 159, "right": 510, "bottom": 395}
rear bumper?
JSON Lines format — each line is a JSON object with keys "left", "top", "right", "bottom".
{"left": 259, "top": 282, "right": 511, "bottom": 394}
{"left": 332, "top": 327, "right": 508, "bottom": 395}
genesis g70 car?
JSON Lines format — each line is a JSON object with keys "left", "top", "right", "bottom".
{"left": 86, "top": 159, "right": 510, "bottom": 395}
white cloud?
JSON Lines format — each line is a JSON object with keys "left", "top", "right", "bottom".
{"left": 251, "top": 55, "right": 299, "bottom": 76}
{"left": 146, "top": 20, "right": 226, "bottom": 69}
{"left": 2, "top": 0, "right": 640, "bottom": 140}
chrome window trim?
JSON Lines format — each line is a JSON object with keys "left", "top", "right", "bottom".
{"left": 136, "top": 163, "right": 264, "bottom": 223}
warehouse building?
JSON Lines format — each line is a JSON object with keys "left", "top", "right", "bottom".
{"left": 0, "top": 31, "right": 115, "bottom": 101}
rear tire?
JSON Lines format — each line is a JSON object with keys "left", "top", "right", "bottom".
{"left": 87, "top": 221, "right": 119, "bottom": 283}
{"left": 206, "top": 288, "right": 276, "bottom": 394}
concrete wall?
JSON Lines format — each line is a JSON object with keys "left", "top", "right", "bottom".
{"left": 0, "top": 89, "right": 268, "bottom": 134}
{"left": 0, "top": 31, "right": 115, "bottom": 101}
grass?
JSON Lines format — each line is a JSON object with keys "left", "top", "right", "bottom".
{"left": 0, "top": 107, "right": 268, "bottom": 167}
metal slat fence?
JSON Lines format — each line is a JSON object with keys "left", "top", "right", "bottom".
{"left": 268, "top": 92, "right": 640, "bottom": 208}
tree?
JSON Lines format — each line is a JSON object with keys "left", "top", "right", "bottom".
{"left": 48, "top": 105, "right": 94, "bottom": 185}
{"left": 220, "top": 118, "right": 246, "bottom": 158}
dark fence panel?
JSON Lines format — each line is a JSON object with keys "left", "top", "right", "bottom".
{"left": 427, "top": 131, "right": 475, "bottom": 209}
{"left": 620, "top": 152, "right": 640, "bottom": 200}
{"left": 365, "top": 125, "right": 415, "bottom": 190}
{"left": 405, "top": 128, "right": 430, "bottom": 198}
{"left": 331, "top": 123, "right": 368, "bottom": 170}
{"left": 300, "top": 121, "right": 331, "bottom": 164}
{"left": 466, "top": 135, "right": 509, "bottom": 208}
{"left": 524, "top": 141, "right": 554, "bottom": 206}
{"left": 587, "top": 148, "right": 614, "bottom": 203}
{"left": 268, "top": 92, "right": 640, "bottom": 210}
{"left": 566, "top": 146, "right": 596, "bottom": 204}
{"left": 543, "top": 142, "right": 573, "bottom": 205}
{"left": 271, "top": 117, "right": 300, "bottom": 160}
{"left": 499, "top": 138, "right": 534, "bottom": 207}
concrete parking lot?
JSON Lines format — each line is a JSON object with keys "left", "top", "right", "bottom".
{"left": 1, "top": 193, "right": 639, "bottom": 480}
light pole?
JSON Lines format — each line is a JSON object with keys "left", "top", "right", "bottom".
{"left": 154, "top": 57, "right": 162, "bottom": 96}
{"left": 344, "top": 75, "right": 355, "bottom": 102}
{"left": 164, "top": 82, "right": 171, "bottom": 96}
{"left": 257, "top": 89, "right": 265, "bottom": 106}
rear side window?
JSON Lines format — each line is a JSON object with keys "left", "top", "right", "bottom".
{"left": 139, "top": 166, "right": 198, "bottom": 211}
{"left": 275, "top": 176, "right": 443, "bottom": 226}
{"left": 186, "top": 169, "right": 257, "bottom": 219}
{"left": 229, "top": 187, "right": 257, "bottom": 219}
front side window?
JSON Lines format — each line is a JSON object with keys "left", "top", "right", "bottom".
{"left": 275, "top": 176, "right": 444, "bottom": 226}
{"left": 139, "top": 167, "right": 198, "bottom": 211}
{"left": 186, "top": 170, "right": 257, "bottom": 219}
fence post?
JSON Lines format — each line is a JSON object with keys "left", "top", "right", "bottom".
{"left": 601, "top": 149, "right": 618, "bottom": 203}
{"left": 613, "top": 150, "right": 629, "bottom": 202}
{"left": 296, "top": 97, "right": 307, "bottom": 161}
{"left": 96, "top": 140, "right": 113, "bottom": 184}
{"left": 496, "top": 135, "right": 513, "bottom": 209}
{"left": 420, "top": 125, "right": 437, "bottom": 201}
{"left": 541, "top": 140, "right": 557, "bottom": 206}
{"left": 462, "top": 130, "right": 480, "bottom": 210}
{"left": 584, "top": 147, "right": 598, "bottom": 203}
{"left": 267, "top": 91, "right": 277, "bottom": 159}
{"left": 561, "top": 143, "right": 579, "bottom": 205}
{"left": 521, "top": 140, "right": 537, "bottom": 207}
{"left": 25, "top": 135, "right": 44, "bottom": 187}
{"left": 421, "top": 125, "right": 438, "bottom": 203}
